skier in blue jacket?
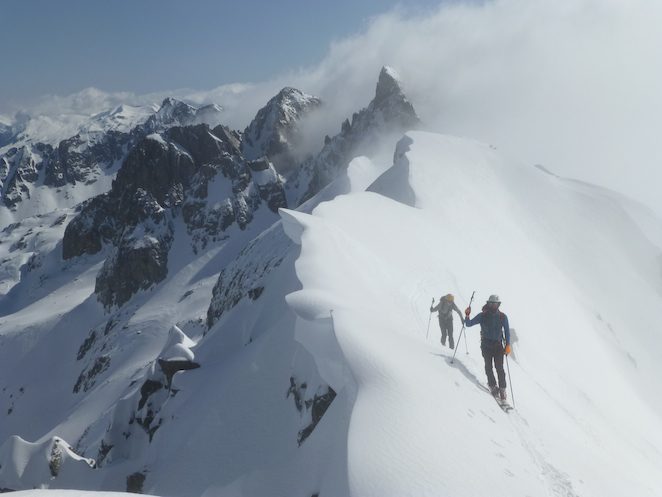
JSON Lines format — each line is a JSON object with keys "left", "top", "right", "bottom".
{"left": 464, "top": 294, "right": 512, "bottom": 401}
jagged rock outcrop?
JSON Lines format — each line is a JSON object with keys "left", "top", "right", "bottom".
{"left": 63, "top": 124, "right": 287, "bottom": 308}
{"left": 295, "top": 66, "right": 419, "bottom": 204}
{"left": 241, "top": 87, "right": 321, "bottom": 174}
{"left": 287, "top": 377, "right": 337, "bottom": 446}
{"left": 93, "top": 189, "right": 173, "bottom": 309}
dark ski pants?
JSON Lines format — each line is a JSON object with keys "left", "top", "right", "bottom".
{"left": 439, "top": 318, "right": 454, "bottom": 349}
{"left": 481, "top": 340, "right": 506, "bottom": 389}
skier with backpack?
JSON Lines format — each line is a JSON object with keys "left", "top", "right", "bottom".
{"left": 430, "top": 294, "right": 464, "bottom": 349}
{"left": 464, "top": 294, "right": 512, "bottom": 401}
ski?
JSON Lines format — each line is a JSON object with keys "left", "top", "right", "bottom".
{"left": 479, "top": 385, "right": 514, "bottom": 412}
{"left": 494, "top": 396, "right": 514, "bottom": 412}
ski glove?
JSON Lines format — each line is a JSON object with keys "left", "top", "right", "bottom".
{"left": 505, "top": 344, "right": 512, "bottom": 355}
{"left": 464, "top": 306, "right": 471, "bottom": 317}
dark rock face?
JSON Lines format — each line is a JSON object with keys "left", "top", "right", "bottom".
{"left": 64, "top": 124, "right": 286, "bottom": 309}
{"left": 62, "top": 194, "right": 117, "bottom": 259}
{"left": 297, "top": 387, "right": 337, "bottom": 445}
{"left": 73, "top": 355, "right": 111, "bottom": 393}
{"left": 157, "top": 358, "right": 200, "bottom": 388}
{"left": 241, "top": 87, "right": 322, "bottom": 175}
{"left": 297, "top": 66, "right": 420, "bottom": 204}
{"left": 287, "top": 376, "right": 337, "bottom": 446}
{"left": 95, "top": 228, "right": 172, "bottom": 309}
{"left": 116, "top": 142, "right": 193, "bottom": 206}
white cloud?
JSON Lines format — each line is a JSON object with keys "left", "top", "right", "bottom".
{"left": 271, "top": 0, "right": 662, "bottom": 214}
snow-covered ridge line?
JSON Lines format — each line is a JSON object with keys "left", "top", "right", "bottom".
{"left": 279, "top": 130, "right": 662, "bottom": 496}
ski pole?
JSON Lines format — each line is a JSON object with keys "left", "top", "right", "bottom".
{"left": 452, "top": 290, "right": 475, "bottom": 364}
{"left": 426, "top": 298, "right": 434, "bottom": 340}
{"left": 463, "top": 321, "right": 469, "bottom": 355}
{"left": 505, "top": 353, "right": 515, "bottom": 408}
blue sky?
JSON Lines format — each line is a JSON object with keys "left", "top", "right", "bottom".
{"left": 0, "top": 0, "right": 442, "bottom": 107}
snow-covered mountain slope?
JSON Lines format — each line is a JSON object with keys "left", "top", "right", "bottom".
{"left": 1, "top": 128, "right": 661, "bottom": 496}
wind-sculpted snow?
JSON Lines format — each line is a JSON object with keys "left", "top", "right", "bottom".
{"left": 0, "top": 436, "right": 96, "bottom": 491}
{"left": 279, "top": 131, "right": 662, "bottom": 496}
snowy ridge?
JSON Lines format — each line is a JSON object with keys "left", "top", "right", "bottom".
{"left": 279, "top": 131, "right": 662, "bottom": 496}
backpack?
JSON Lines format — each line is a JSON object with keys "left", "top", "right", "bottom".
{"left": 479, "top": 305, "right": 506, "bottom": 342}
{"left": 438, "top": 297, "right": 453, "bottom": 316}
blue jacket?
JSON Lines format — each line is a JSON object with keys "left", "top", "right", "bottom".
{"left": 465, "top": 310, "right": 510, "bottom": 345}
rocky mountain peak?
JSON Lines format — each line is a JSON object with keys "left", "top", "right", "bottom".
{"left": 149, "top": 98, "right": 197, "bottom": 127}
{"left": 295, "top": 66, "right": 420, "bottom": 204}
{"left": 367, "top": 65, "right": 419, "bottom": 127}
{"left": 141, "top": 98, "right": 223, "bottom": 134}
{"left": 374, "top": 66, "right": 404, "bottom": 104}
{"left": 241, "top": 87, "right": 322, "bottom": 174}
